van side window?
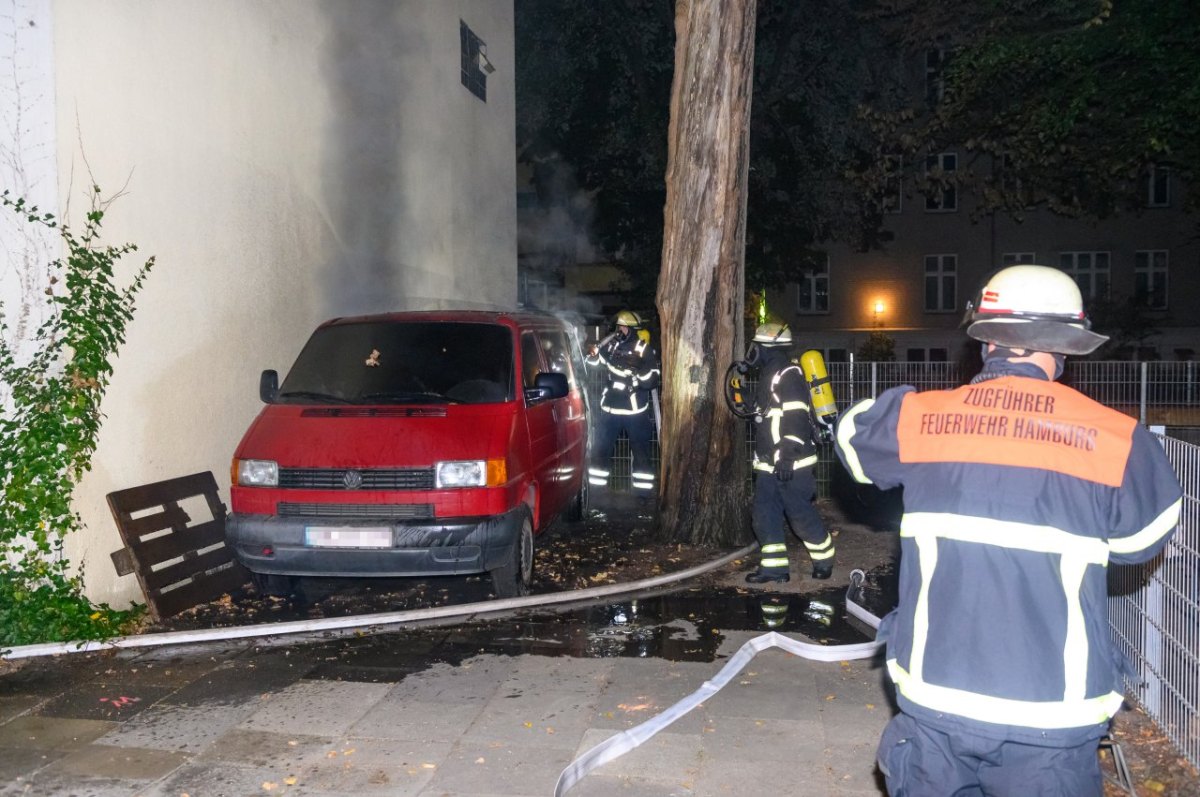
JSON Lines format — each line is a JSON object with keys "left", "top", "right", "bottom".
{"left": 520, "top": 332, "right": 544, "bottom": 389}
{"left": 540, "top": 330, "right": 575, "bottom": 388}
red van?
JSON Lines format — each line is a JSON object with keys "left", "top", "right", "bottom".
{"left": 226, "top": 310, "right": 589, "bottom": 598}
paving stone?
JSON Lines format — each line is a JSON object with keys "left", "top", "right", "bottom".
{"left": 569, "top": 773, "right": 697, "bottom": 797}
{"left": 95, "top": 701, "right": 258, "bottom": 753}
{"left": 237, "top": 679, "right": 391, "bottom": 737}
{"left": 298, "top": 736, "right": 451, "bottom": 795}
{"left": 0, "top": 715, "right": 118, "bottom": 750}
{"left": 0, "top": 694, "right": 42, "bottom": 723}
{"left": 697, "top": 714, "right": 825, "bottom": 762}
{"left": 0, "top": 745, "right": 65, "bottom": 782}
{"left": 463, "top": 689, "right": 598, "bottom": 750}
{"left": 0, "top": 771, "right": 141, "bottom": 797}
{"left": 139, "top": 759, "right": 315, "bottom": 797}
{"left": 380, "top": 656, "right": 508, "bottom": 704}
{"left": 32, "top": 682, "right": 176, "bottom": 722}
{"left": 571, "top": 728, "right": 702, "bottom": 782}
{"left": 350, "top": 697, "right": 484, "bottom": 743}
{"left": 424, "top": 741, "right": 575, "bottom": 795}
{"left": 43, "top": 743, "right": 190, "bottom": 780}
{"left": 197, "top": 728, "right": 336, "bottom": 770}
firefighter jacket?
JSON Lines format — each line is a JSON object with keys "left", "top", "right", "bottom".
{"left": 834, "top": 358, "right": 1182, "bottom": 746}
{"left": 752, "top": 350, "right": 818, "bottom": 474}
{"left": 586, "top": 332, "right": 661, "bottom": 415}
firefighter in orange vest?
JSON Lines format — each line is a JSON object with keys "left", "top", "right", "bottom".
{"left": 744, "top": 323, "right": 835, "bottom": 583}
{"left": 835, "top": 265, "right": 1182, "bottom": 796}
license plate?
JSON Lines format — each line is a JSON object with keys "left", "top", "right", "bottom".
{"left": 305, "top": 527, "right": 392, "bottom": 548}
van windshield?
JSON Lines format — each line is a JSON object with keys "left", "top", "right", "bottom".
{"left": 278, "top": 321, "right": 515, "bottom": 405}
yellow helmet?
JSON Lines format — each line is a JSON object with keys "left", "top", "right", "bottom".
{"left": 965, "top": 265, "right": 1108, "bottom": 355}
{"left": 615, "top": 310, "right": 642, "bottom": 328}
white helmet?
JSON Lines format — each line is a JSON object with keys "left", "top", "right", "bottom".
{"left": 965, "top": 265, "right": 1108, "bottom": 355}
{"left": 615, "top": 310, "right": 642, "bottom": 328}
{"left": 752, "top": 323, "right": 792, "bottom": 346}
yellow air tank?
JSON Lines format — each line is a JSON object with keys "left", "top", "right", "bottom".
{"left": 799, "top": 349, "right": 838, "bottom": 427}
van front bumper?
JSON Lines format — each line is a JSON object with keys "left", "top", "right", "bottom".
{"left": 225, "top": 508, "right": 524, "bottom": 578}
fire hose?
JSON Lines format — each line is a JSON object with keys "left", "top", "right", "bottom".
{"left": 554, "top": 569, "right": 884, "bottom": 796}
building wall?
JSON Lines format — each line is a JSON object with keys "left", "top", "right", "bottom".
{"left": 34, "top": 0, "right": 515, "bottom": 605}
{"left": 777, "top": 171, "right": 1200, "bottom": 363}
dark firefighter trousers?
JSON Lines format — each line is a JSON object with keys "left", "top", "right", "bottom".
{"left": 592, "top": 408, "right": 656, "bottom": 490}
{"left": 878, "top": 713, "right": 1103, "bottom": 797}
{"left": 751, "top": 467, "right": 828, "bottom": 573}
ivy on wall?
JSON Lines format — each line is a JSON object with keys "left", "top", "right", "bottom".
{"left": 0, "top": 187, "right": 151, "bottom": 647}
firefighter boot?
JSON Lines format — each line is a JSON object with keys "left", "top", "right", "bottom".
{"left": 745, "top": 569, "right": 790, "bottom": 584}
{"left": 811, "top": 562, "right": 833, "bottom": 580}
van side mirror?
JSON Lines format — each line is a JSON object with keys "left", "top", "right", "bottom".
{"left": 260, "top": 369, "right": 279, "bottom": 403}
{"left": 525, "top": 372, "right": 568, "bottom": 402}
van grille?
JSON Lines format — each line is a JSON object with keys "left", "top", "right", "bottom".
{"left": 278, "top": 467, "right": 435, "bottom": 490}
{"left": 277, "top": 502, "right": 433, "bottom": 520}
{"left": 300, "top": 407, "right": 448, "bottom": 418}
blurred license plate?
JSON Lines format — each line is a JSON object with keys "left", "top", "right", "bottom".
{"left": 305, "top": 527, "right": 392, "bottom": 548}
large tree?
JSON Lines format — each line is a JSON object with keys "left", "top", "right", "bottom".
{"left": 655, "top": 0, "right": 758, "bottom": 545}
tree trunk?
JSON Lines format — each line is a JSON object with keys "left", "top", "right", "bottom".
{"left": 655, "top": 0, "right": 757, "bottom": 546}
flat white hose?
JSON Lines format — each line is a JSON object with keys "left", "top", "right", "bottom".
{"left": 0, "top": 543, "right": 758, "bottom": 661}
{"left": 554, "top": 569, "right": 885, "bottom": 796}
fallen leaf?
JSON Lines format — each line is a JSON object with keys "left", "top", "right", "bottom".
{"left": 825, "top": 694, "right": 837, "bottom": 701}
{"left": 1144, "top": 780, "right": 1165, "bottom": 792}
{"left": 475, "top": 757, "right": 486, "bottom": 764}
{"left": 284, "top": 776, "right": 297, "bottom": 786}
{"left": 261, "top": 783, "right": 277, "bottom": 792}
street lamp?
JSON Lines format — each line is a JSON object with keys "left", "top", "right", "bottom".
{"left": 872, "top": 299, "right": 886, "bottom": 326}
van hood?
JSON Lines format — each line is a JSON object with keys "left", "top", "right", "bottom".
{"left": 235, "top": 404, "right": 516, "bottom": 469}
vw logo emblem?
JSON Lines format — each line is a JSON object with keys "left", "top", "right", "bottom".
{"left": 342, "top": 469, "right": 363, "bottom": 490}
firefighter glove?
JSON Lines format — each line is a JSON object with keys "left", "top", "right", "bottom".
{"left": 774, "top": 459, "right": 794, "bottom": 482}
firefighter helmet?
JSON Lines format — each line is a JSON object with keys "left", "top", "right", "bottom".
{"left": 965, "top": 265, "right": 1108, "bottom": 356}
{"left": 752, "top": 323, "right": 792, "bottom": 346}
{"left": 615, "top": 310, "right": 642, "bottom": 328}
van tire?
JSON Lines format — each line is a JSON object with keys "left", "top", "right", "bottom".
{"left": 491, "top": 514, "right": 534, "bottom": 598}
{"left": 566, "top": 480, "right": 588, "bottom": 522}
{"left": 250, "top": 571, "right": 299, "bottom": 598}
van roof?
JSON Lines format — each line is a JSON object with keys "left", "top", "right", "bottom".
{"left": 318, "top": 309, "right": 572, "bottom": 330}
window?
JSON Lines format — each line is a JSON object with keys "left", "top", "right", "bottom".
{"left": 1059, "top": 251, "right": 1110, "bottom": 300}
{"left": 1002, "top": 252, "right": 1036, "bottom": 267}
{"left": 539, "top": 330, "right": 578, "bottom": 387}
{"left": 905, "top": 347, "right": 949, "bottom": 363}
{"left": 925, "top": 48, "right": 950, "bottom": 105}
{"left": 797, "top": 257, "right": 830, "bottom": 314}
{"left": 1135, "top": 250, "right": 1168, "bottom": 309}
{"left": 826, "top": 348, "right": 848, "bottom": 363}
{"left": 924, "top": 254, "right": 957, "bottom": 312}
{"left": 924, "top": 153, "right": 957, "bottom": 212}
{"left": 1147, "top": 165, "right": 1171, "bottom": 208}
{"left": 996, "top": 152, "right": 1022, "bottom": 194}
{"left": 460, "top": 21, "right": 488, "bottom": 102}
{"left": 520, "top": 332, "right": 543, "bottom": 390}
{"left": 881, "top": 155, "right": 903, "bottom": 214}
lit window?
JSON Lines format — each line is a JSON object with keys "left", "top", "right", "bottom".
{"left": 924, "top": 254, "right": 957, "bottom": 312}
{"left": 797, "top": 257, "right": 830, "bottom": 314}
{"left": 1058, "top": 251, "right": 1110, "bottom": 300}
{"left": 1135, "top": 250, "right": 1168, "bottom": 309}
{"left": 924, "top": 153, "right": 957, "bottom": 212}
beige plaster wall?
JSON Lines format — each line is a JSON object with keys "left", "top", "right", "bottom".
{"left": 50, "top": 0, "right": 515, "bottom": 606}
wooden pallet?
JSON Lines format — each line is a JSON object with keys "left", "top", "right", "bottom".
{"left": 107, "top": 471, "right": 247, "bottom": 620}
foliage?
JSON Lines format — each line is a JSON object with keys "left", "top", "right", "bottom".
{"left": 0, "top": 188, "right": 151, "bottom": 646}
{"left": 856, "top": 0, "right": 1200, "bottom": 219}
{"left": 856, "top": 331, "right": 896, "bottom": 362}
{"left": 516, "top": 0, "right": 896, "bottom": 303}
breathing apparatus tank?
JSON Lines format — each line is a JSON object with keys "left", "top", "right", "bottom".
{"left": 798, "top": 349, "right": 838, "bottom": 433}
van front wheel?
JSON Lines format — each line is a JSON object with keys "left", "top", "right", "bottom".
{"left": 250, "top": 571, "right": 299, "bottom": 598}
{"left": 491, "top": 514, "right": 533, "bottom": 599}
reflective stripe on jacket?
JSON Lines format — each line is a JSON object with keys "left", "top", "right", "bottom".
{"left": 586, "top": 334, "right": 661, "bottom": 415}
{"left": 834, "top": 361, "right": 1181, "bottom": 746}
{"left": 752, "top": 360, "right": 818, "bottom": 472}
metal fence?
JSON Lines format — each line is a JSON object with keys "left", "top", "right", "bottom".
{"left": 584, "top": 357, "right": 1200, "bottom": 769}
{"left": 1110, "top": 433, "right": 1200, "bottom": 771}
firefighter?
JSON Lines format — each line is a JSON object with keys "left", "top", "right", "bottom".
{"left": 744, "top": 323, "right": 835, "bottom": 583}
{"left": 834, "top": 265, "right": 1182, "bottom": 796}
{"left": 585, "top": 310, "right": 661, "bottom": 495}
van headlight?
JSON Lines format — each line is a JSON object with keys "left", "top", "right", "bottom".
{"left": 436, "top": 460, "right": 486, "bottom": 488}
{"left": 237, "top": 459, "right": 279, "bottom": 487}
{"left": 435, "top": 459, "right": 507, "bottom": 488}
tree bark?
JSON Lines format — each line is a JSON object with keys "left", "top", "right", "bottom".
{"left": 655, "top": 0, "right": 757, "bottom": 546}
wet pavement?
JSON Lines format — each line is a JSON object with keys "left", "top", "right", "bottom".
{"left": 0, "top": 566, "right": 898, "bottom": 796}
